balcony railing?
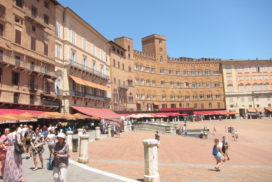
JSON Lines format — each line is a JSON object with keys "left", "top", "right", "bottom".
{"left": 41, "top": 99, "right": 60, "bottom": 107}
{"left": 69, "top": 60, "right": 109, "bottom": 80}
{"left": 0, "top": 53, "right": 56, "bottom": 78}
{"left": 25, "top": 12, "right": 46, "bottom": 28}
{"left": 70, "top": 90, "right": 110, "bottom": 102}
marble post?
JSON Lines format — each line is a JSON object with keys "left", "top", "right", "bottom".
{"left": 108, "top": 126, "right": 111, "bottom": 137}
{"left": 95, "top": 126, "right": 101, "bottom": 140}
{"left": 269, "top": 114, "right": 272, "bottom": 119}
{"left": 77, "top": 128, "right": 83, "bottom": 137}
{"left": 143, "top": 139, "right": 160, "bottom": 182}
{"left": 78, "top": 135, "right": 89, "bottom": 164}
{"left": 66, "top": 131, "right": 73, "bottom": 152}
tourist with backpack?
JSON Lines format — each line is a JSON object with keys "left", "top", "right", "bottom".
{"left": 212, "top": 138, "right": 223, "bottom": 171}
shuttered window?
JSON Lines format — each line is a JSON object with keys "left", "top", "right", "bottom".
{"left": 15, "top": 29, "right": 21, "bottom": 44}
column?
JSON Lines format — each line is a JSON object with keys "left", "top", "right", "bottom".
{"left": 143, "top": 139, "right": 160, "bottom": 182}
{"left": 95, "top": 126, "right": 101, "bottom": 140}
{"left": 108, "top": 126, "right": 111, "bottom": 137}
{"left": 66, "top": 131, "right": 73, "bottom": 152}
{"left": 78, "top": 135, "right": 89, "bottom": 164}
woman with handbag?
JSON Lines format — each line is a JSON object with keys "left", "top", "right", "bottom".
{"left": 0, "top": 125, "right": 25, "bottom": 182}
{"left": 53, "top": 133, "right": 70, "bottom": 182}
{"left": 31, "top": 128, "right": 45, "bottom": 171}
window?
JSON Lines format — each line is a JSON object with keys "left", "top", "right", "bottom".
{"left": 184, "top": 82, "right": 189, "bottom": 88}
{"left": 186, "top": 103, "right": 190, "bottom": 108}
{"left": 55, "top": 44, "right": 61, "bottom": 58}
{"left": 217, "top": 102, "right": 221, "bottom": 108}
{"left": 185, "top": 96, "right": 190, "bottom": 101}
{"left": 251, "top": 66, "right": 257, "bottom": 72}
{"left": 92, "top": 44, "right": 96, "bottom": 56}
{"left": 191, "top": 70, "right": 195, "bottom": 76}
{"left": 83, "top": 56, "right": 87, "bottom": 68}
{"left": 128, "top": 66, "right": 132, "bottom": 72}
{"left": 206, "top": 82, "right": 211, "bottom": 88}
{"left": 205, "top": 70, "right": 210, "bottom": 75}
{"left": 145, "top": 67, "right": 150, "bottom": 72}
{"left": 237, "top": 66, "right": 243, "bottom": 73}
{"left": 162, "top": 95, "right": 166, "bottom": 101}
{"left": 170, "top": 96, "right": 175, "bottom": 101}
{"left": 160, "top": 81, "right": 165, "bottom": 87}
{"left": 146, "top": 80, "right": 150, "bottom": 86}
{"left": 44, "top": 43, "right": 48, "bottom": 56}
{"left": 207, "top": 94, "right": 212, "bottom": 100}
{"left": 151, "top": 68, "right": 155, "bottom": 73}
{"left": 245, "top": 67, "right": 249, "bottom": 73}
{"left": 170, "top": 81, "right": 174, "bottom": 88}
{"left": 12, "top": 71, "right": 20, "bottom": 85}
{"left": 245, "top": 84, "right": 251, "bottom": 92}
{"left": 134, "top": 64, "right": 138, "bottom": 70}
{"left": 31, "top": 6, "right": 37, "bottom": 18}
{"left": 70, "top": 50, "right": 76, "bottom": 64}
{"left": 176, "top": 70, "right": 180, "bottom": 76}
{"left": 14, "top": 93, "right": 20, "bottom": 104}
{"left": 82, "top": 39, "right": 86, "bottom": 50}
{"left": 160, "top": 68, "right": 164, "bottom": 74}
{"left": 140, "top": 65, "right": 144, "bottom": 71}
{"left": 160, "top": 57, "right": 163, "bottom": 63}
{"left": 71, "top": 30, "right": 76, "bottom": 44}
{"left": 178, "top": 96, "right": 182, "bottom": 101}
{"left": 0, "top": 67, "right": 2, "bottom": 82}
{"left": 0, "top": 23, "right": 3, "bottom": 36}
{"left": 216, "top": 95, "right": 221, "bottom": 100}
{"left": 209, "top": 103, "right": 212, "bottom": 108}
{"left": 193, "top": 95, "right": 198, "bottom": 100}
{"left": 213, "top": 70, "right": 219, "bottom": 75}
{"left": 168, "top": 70, "right": 173, "bottom": 75}
{"left": 152, "top": 80, "right": 156, "bottom": 86}
{"left": 214, "top": 82, "right": 220, "bottom": 88}
{"left": 93, "top": 60, "right": 96, "bottom": 70}
{"left": 192, "top": 83, "right": 197, "bottom": 88}
{"left": 56, "top": 22, "right": 61, "bottom": 38}
{"left": 118, "top": 62, "right": 120, "bottom": 69}
{"left": 15, "top": 29, "right": 21, "bottom": 44}
{"left": 238, "top": 76, "right": 243, "bottom": 81}
{"left": 44, "top": 1, "right": 49, "bottom": 8}
{"left": 122, "top": 63, "right": 125, "bottom": 70}
{"left": 199, "top": 95, "right": 204, "bottom": 100}
{"left": 198, "top": 83, "right": 203, "bottom": 88}
{"left": 227, "top": 84, "right": 233, "bottom": 92}
{"left": 31, "top": 37, "right": 36, "bottom": 51}
{"left": 16, "top": 0, "right": 23, "bottom": 8}
{"left": 198, "top": 70, "right": 203, "bottom": 76}
{"left": 257, "top": 66, "right": 261, "bottom": 72}
{"left": 245, "top": 76, "right": 250, "bottom": 80}
{"left": 177, "top": 82, "right": 181, "bottom": 87}
{"left": 184, "top": 70, "right": 188, "bottom": 76}
{"left": 44, "top": 14, "right": 49, "bottom": 24}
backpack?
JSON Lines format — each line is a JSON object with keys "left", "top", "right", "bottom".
{"left": 212, "top": 146, "right": 218, "bottom": 156}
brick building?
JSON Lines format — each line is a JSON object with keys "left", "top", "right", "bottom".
{"left": 0, "top": 0, "right": 60, "bottom": 111}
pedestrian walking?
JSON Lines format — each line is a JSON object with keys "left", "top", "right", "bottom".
{"left": 232, "top": 130, "right": 238, "bottom": 141}
{"left": 155, "top": 131, "right": 160, "bottom": 148}
{"left": 46, "top": 130, "right": 56, "bottom": 159}
{"left": 222, "top": 136, "right": 230, "bottom": 160}
{"left": 53, "top": 133, "right": 70, "bottom": 182}
{"left": 0, "top": 125, "right": 26, "bottom": 182}
{"left": 212, "top": 138, "right": 223, "bottom": 171}
{"left": 24, "top": 125, "right": 34, "bottom": 157}
{"left": 31, "top": 128, "right": 45, "bottom": 170}
{"left": 0, "top": 128, "right": 9, "bottom": 178}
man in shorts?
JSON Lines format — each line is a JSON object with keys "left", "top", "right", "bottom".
{"left": 222, "top": 136, "right": 230, "bottom": 160}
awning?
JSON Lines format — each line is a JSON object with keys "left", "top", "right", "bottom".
{"left": 193, "top": 110, "right": 229, "bottom": 115}
{"left": 155, "top": 112, "right": 188, "bottom": 117}
{"left": 69, "top": 75, "right": 109, "bottom": 91}
{"left": 255, "top": 108, "right": 264, "bottom": 113}
{"left": 265, "top": 107, "right": 272, "bottom": 112}
{"left": 0, "top": 109, "right": 44, "bottom": 115}
{"left": 72, "top": 106, "right": 120, "bottom": 119}
{"left": 247, "top": 108, "right": 257, "bottom": 113}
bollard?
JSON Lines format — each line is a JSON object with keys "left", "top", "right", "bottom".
{"left": 143, "top": 139, "right": 160, "bottom": 182}
{"left": 95, "top": 126, "right": 101, "bottom": 140}
{"left": 66, "top": 131, "right": 73, "bottom": 152}
{"left": 78, "top": 135, "right": 89, "bottom": 164}
{"left": 77, "top": 128, "right": 83, "bottom": 137}
{"left": 107, "top": 126, "right": 111, "bottom": 137}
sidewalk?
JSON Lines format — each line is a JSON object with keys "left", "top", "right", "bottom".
{"left": 0, "top": 130, "right": 134, "bottom": 182}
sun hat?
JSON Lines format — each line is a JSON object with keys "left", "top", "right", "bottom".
{"left": 57, "top": 132, "right": 66, "bottom": 139}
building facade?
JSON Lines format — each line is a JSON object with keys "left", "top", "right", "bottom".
{"left": 55, "top": 6, "right": 110, "bottom": 114}
{"left": 222, "top": 60, "right": 272, "bottom": 115}
{"left": 130, "top": 34, "right": 226, "bottom": 111}
{"left": 0, "top": 0, "right": 60, "bottom": 111}
{"left": 109, "top": 37, "right": 135, "bottom": 112}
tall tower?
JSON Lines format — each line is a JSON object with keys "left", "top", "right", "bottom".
{"left": 142, "top": 34, "right": 167, "bottom": 62}
{"left": 114, "top": 37, "right": 134, "bottom": 60}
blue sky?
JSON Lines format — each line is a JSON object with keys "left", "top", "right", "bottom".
{"left": 58, "top": 0, "right": 272, "bottom": 60}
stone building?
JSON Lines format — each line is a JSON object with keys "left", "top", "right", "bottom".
{"left": 109, "top": 37, "right": 135, "bottom": 111}
{"left": 131, "top": 34, "right": 226, "bottom": 111}
{"left": 0, "top": 0, "right": 60, "bottom": 111}
{"left": 221, "top": 60, "right": 272, "bottom": 115}
{"left": 55, "top": 6, "right": 110, "bottom": 114}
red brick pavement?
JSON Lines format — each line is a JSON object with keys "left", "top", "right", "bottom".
{"left": 72, "top": 119, "right": 272, "bottom": 182}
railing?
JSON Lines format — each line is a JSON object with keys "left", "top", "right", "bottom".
{"left": 69, "top": 60, "right": 109, "bottom": 80}
{"left": 70, "top": 90, "right": 110, "bottom": 101}
{"left": 41, "top": 99, "right": 60, "bottom": 107}
{"left": 0, "top": 53, "right": 56, "bottom": 78}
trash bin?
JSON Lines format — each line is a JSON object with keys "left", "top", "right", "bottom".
{"left": 72, "top": 138, "right": 78, "bottom": 152}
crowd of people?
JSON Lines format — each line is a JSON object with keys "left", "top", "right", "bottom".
{"left": 0, "top": 124, "right": 70, "bottom": 182}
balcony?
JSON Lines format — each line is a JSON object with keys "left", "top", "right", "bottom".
{"left": 70, "top": 90, "right": 110, "bottom": 102}
{"left": 68, "top": 60, "right": 109, "bottom": 80}
{"left": 24, "top": 12, "right": 46, "bottom": 28}
{"left": 0, "top": 53, "right": 56, "bottom": 78}
{"left": 41, "top": 99, "right": 60, "bottom": 107}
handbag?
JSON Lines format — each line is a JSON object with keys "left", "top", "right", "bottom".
{"left": 14, "top": 134, "right": 25, "bottom": 154}
{"left": 47, "top": 157, "right": 54, "bottom": 170}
